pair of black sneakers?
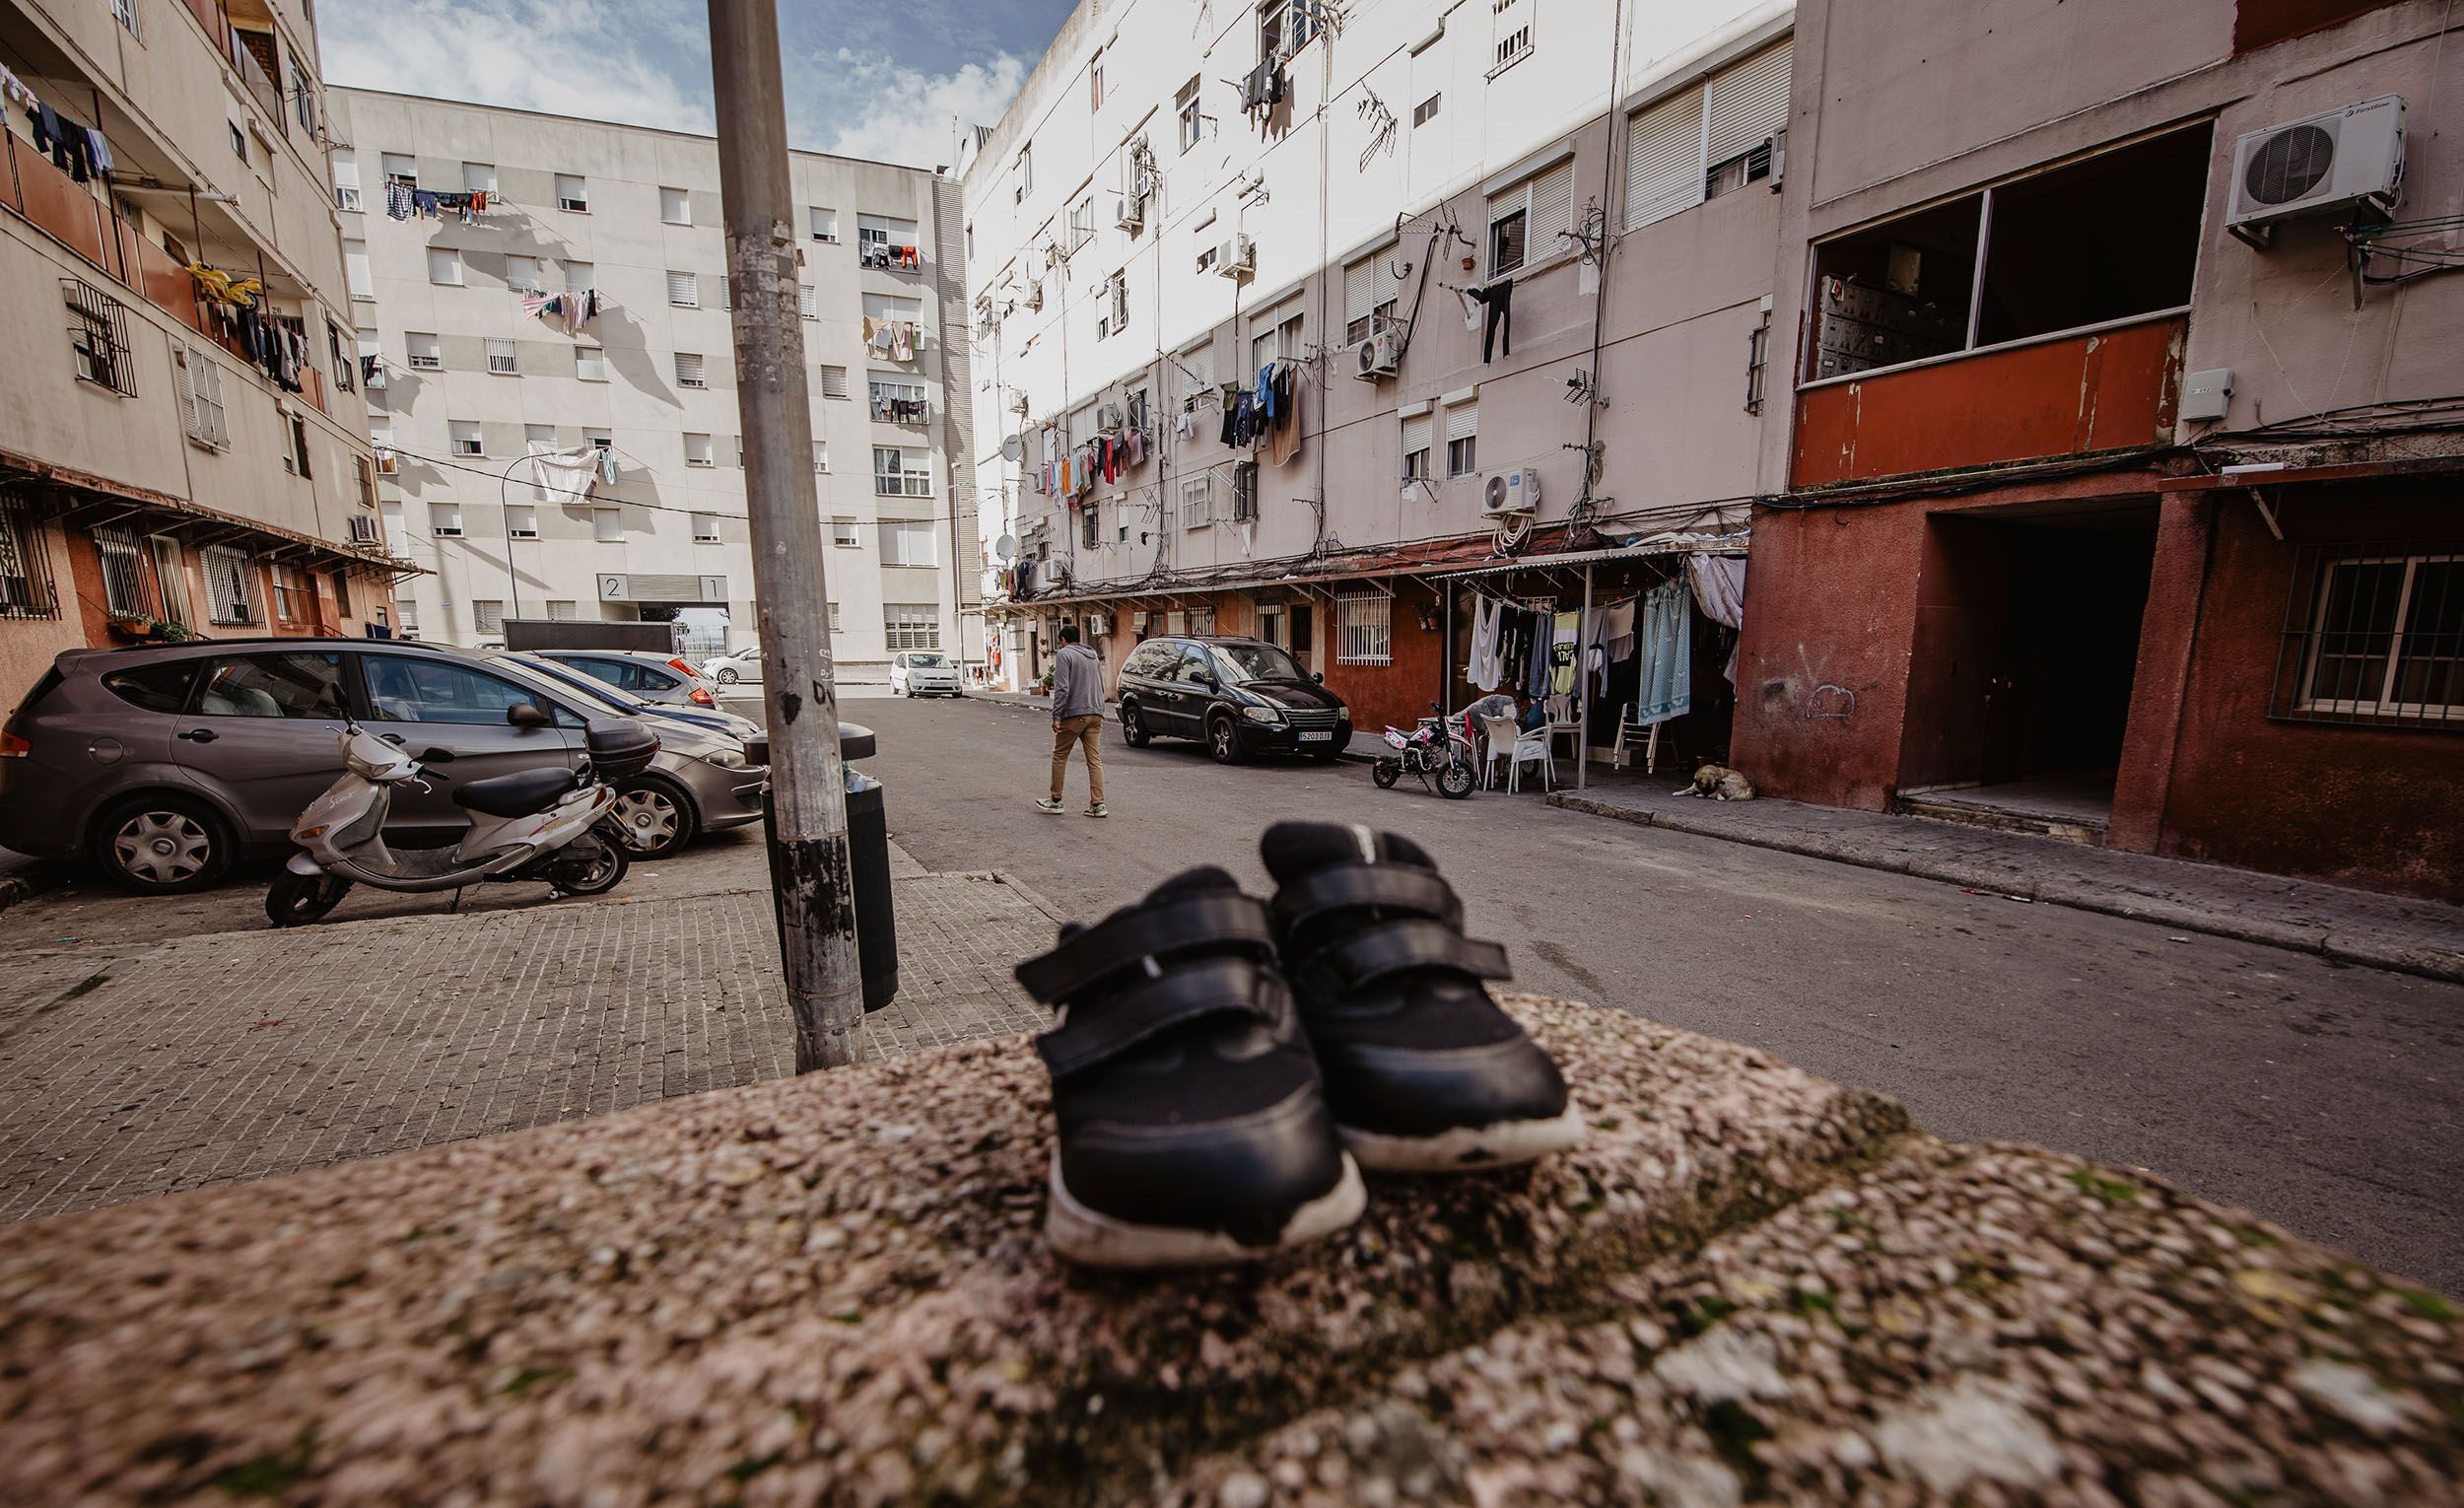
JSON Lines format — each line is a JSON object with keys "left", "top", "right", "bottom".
{"left": 1013, "top": 821, "right": 1584, "bottom": 1268}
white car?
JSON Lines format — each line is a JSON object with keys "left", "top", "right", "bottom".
{"left": 701, "top": 647, "right": 763, "bottom": 687}
{"left": 890, "top": 651, "right": 962, "bottom": 698}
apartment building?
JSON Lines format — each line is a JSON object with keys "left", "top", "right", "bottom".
{"left": 0, "top": 0, "right": 392, "bottom": 710}
{"left": 960, "top": 0, "right": 1790, "bottom": 737}
{"left": 1736, "top": 0, "right": 2464, "bottom": 900}
{"left": 329, "top": 90, "right": 976, "bottom": 672}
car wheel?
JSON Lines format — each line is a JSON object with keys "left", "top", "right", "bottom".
{"left": 92, "top": 793, "right": 233, "bottom": 895}
{"left": 1208, "top": 715, "right": 1245, "bottom": 765}
{"left": 716, "top": 666, "right": 740, "bottom": 685}
{"left": 1121, "top": 703, "right": 1151, "bottom": 747}
{"left": 609, "top": 777, "right": 698, "bottom": 858}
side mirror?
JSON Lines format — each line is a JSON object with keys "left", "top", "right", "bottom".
{"left": 507, "top": 701, "right": 550, "bottom": 729}
{"left": 1313, "top": 671, "right": 1325, "bottom": 684}
{"left": 418, "top": 747, "right": 457, "bottom": 763}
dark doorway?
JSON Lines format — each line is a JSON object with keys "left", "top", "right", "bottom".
{"left": 1901, "top": 501, "right": 2158, "bottom": 837}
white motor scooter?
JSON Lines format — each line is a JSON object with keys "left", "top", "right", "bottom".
{"left": 265, "top": 713, "right": 658, "bottom": 926}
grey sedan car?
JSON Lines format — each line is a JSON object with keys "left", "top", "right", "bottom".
{"left": 530, "top": 650, "right": 723, "bottom": 711}
{"left": 0, "top": 638, "right": 767, "bottom": 892}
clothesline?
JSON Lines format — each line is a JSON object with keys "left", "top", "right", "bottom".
{"left": 7, "top": 62, "right": 114, "bottom": 184}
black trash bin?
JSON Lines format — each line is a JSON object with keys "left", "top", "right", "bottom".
{"left": 750, "top": 721, "right": 896, "bottom": 1012}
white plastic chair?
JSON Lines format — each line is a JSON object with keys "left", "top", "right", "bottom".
{"left": 1508, "top": 725, "right": 1556, "bottom": 793}
{"left": 1477, "top": 715, "right": 1520, "bottom": 789}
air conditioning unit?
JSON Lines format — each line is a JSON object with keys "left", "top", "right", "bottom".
{"left": 1482, "top": 467, "right": 1540, "bottom": 516}
{"left": 1087, "top": 610, "right": 1111, "bottom": 637}
{"left": 2226, "top": 95, "right": 2404, "bottom": 242}
{"left": 1113, "top": 193, "right": 1144, "bottom": 233}
{"left": 1097, "top": 402, "right": 1124, "bottom": 431}
{"left": 1212, "top": 236, "right": 1255, "bottom": 278}
{"left": 1353, "top": 330, "right": 1401, "bottom": 380}
{"left": 348, "top": 514, "right": 379, "bottom": 543}
{"left": 1024, "top": 280, "right": 1045, "bottom": 310}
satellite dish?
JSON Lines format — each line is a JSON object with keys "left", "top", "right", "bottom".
{"left": 993, "top": 533, "right": 1019, "bottom": 561}
{"left": 1001, "top": 433, "right": 1025, "bottom": 462}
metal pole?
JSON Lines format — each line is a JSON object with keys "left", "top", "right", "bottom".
{"left": 708, "top": 0, "right": 863, "bottom": 1070}
{"left": 1577, "top": 563, "right": 1593, "bottom": 790}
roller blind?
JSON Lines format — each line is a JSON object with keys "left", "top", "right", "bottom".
{"left": 1529, "top": 162, "right": 1574, "bottom": 259}
{"left": 1345, "top": 248, "right": 1400, "bottom": 327}
{"left": 1401, "top": 410, "right": 1432, "bottom": 455}
{"left": 666, "top": 270, "right": 698, "bottom": 306}
{"left": 1704, "top": 38, "right": 1792, "bottom": 165}
{"left": 1445, "top": 399, "right": 1478, "bottom": 443}
{"left": 1625, "top": 87, "right": 1705, "bottom": 231}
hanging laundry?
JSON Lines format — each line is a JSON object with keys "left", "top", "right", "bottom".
{"left": 890, "top": 321, "right": 914, "bottom": 362}
{"left": 1633, "top": 579, "right": 1692, "bottom": 725}
{"left": 0, "top": 64, "right": 32, "bottom": 108}
{"left": 1469, "top": 597, "right": 1502, "bottom": 692}
{"left": 1255, "top": 364, "right": 1275, "bottom": 423}
{"left": 1466, "top": 279, "right": 1513, "bottom": 361}
{"left": 1685, "top": 554, "right": 1746, "bottom": 685}
{"left": 1126, "top": 428, "right": 1144, "bottom": 466}
{"left": 1457, "top": 286, "right": 1481, "bottom": 332}
{"left": 386, "top": 180, "right": 414, "bottom": 220}
{"left": 83, "top": 126, "right": 111, "bottom": 174}
{"left": 1592, "top": 595, "right": 1639, "bottom": 662}
{"left": 1549, "top": 609, "right": 1581, "bottom": 697}
{"left": 1267, "top": 380, "right": 1302, "bottom": 466}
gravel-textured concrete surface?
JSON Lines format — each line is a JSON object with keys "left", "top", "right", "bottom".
{"left": 2, "top": 998, "right": 2454, "bottom": 1506}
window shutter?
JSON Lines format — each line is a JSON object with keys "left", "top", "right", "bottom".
{"left": 172, "top": 346, "right": 196, "bottom": 434}
{"left": 1445, "top": 400, "right": 1478, "bottom": 443}
{"left": 1704, "top": 38, "right": 1791, "bottom": 165}
{"left": 667, "top": 270, "right": 698, "bottom": 306}
{"left": 1530, "top": 163, "right": 1574, "bottom": 258}
{"left": 1625, "top": 87, "right": 1705, "bottom": 230}
{"left": 676, "top": 352, "right": 705, "bottom": 385}
{"left": 799, "top": 284, "right": 817, "bottom": 318}
{"left": 1401, "top": 410, "right": 1432, "bottom": 456}
{"left": 718, "top": 275, "right": 731, "bottom": 309}
{"left": 820, "top": 366, "right": 848, "bottom": 399}
{"left": 1344, "top": 250, "right": 1400, "bottom": 329}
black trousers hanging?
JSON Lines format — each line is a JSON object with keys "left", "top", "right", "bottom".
{"left": 1469, "top": 280, "right": 1513, "bottom": 362}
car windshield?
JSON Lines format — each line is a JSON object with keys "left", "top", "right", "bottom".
{"left": 1209, "top": 643, "right": 1308, "bottom": 685}
{"left": 907, "top": 653, "right": 948, "bottom": 668}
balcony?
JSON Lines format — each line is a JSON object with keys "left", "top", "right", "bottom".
{"left": 1790, "top": 314, "right": 2186, "bottom": 491}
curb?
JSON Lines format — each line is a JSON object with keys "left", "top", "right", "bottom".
{"left": 1545, "top": 792, "right": 2464, "bottom": 987}
{"left": 0, "top": 861, "right": 63, "bottom": 918}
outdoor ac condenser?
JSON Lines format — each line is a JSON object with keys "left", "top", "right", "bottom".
{"left": 1482, "top": 468, "right": 1540, "bottom": 516}
{"left": 1213, "top": 236, "right": 1256, "bottom": 277}
{"left": 1354, "top": 330, "right": 1401, "bottom": 380}
{"left": 2226, "top": 95, "right": 2404, "bottom": 240}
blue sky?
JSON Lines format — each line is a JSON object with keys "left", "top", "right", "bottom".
{"left": 317, "top": 0, "right": 1076, "bottom": 168}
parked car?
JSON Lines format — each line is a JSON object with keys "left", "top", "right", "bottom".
{"left": 492, "top": 651, "right": 760, "bottom": 743}
{"left": 1114, "top": 636, "right": 1350, "bottom": 764}
{"left": 890, "top": 651, "right": 962, "bottom": 698}
{"left": 0, "top": 639, "right": 767, "bottom": 892}
{"left": 532, "top": 649, "right": 723, "bottom": 711}
{"left": 702, "top": 647, "right": 763, "bottom": 687}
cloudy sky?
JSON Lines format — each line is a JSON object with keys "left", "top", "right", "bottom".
{"left": 317, "top": 0, "right": 1076, "bottom": 169}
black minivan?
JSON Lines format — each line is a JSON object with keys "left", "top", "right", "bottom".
{"left": 1115, "top": 636, "right": 1351, "bottom": 764}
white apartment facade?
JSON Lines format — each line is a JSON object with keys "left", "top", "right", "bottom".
{"left": 959, "top": 0, "right": 1792, "bottom": 735}
{"left": 0, "top": 0, "right": 392, "bottom": 710}
{"left": 330, "top": 90, "right": 975, "bottom": 671}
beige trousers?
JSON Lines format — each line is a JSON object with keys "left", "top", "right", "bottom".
{"left": 1050, "top": 715, "right": 1106, "bottom": 804}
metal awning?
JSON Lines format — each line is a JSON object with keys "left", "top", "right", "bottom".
{"left": 1430, "top": 533, "right": 1748, "bottom": 581}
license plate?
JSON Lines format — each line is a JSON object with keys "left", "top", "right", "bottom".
{"left": 1299, "top": 730, "right": 1333, "bottom": 742}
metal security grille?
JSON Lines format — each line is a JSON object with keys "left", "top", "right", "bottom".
{"left": 1336, "top": 592, "right": 1392, "bottom": 665}
{"left": 92, "top": 525, "right": 151, "bottom": 616}
{"left": 0, "top": 502, "right": 58, "bottom": 619}
{"left": 203, "top": 545, "right": 257, "bottom": 625}
{"left": 2273, "top": 542, "right": 2462, "bottom": 728}
{"left": 63, "top": 279, "right": 135, "bottom": 396}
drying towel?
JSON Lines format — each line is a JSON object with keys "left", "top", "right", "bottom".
{"left": 1634, "top": 578, "right": 1693, "bottom": 724}
{"left": 1686, "top": 553, "right": 1746, "bottom": 685}
{"left": 529, "top": 452, "right": 600, "bottom": 508}
{"left": 1595, "top": 596, "right": 1638, "bottom": 661}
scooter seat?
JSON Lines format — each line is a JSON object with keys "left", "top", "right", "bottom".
{"left": 452, "top": 767, "right": 582, "bottom": 819}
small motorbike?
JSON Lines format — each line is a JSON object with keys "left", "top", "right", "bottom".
{"left": 265, "top": 713, "right": 658, "bottom": 926}
{"left": 1371, "top": 705, "right": 1478, "bottom": 800}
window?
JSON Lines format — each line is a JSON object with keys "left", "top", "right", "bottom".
{"left": 799, "top": 284, "right": 819, "bottom": 319}
{"left": 381, "top": 153, "right": 416, "bottom": 188}
{"left": 684, "top": 433, "right": 716, "bottom": 467}
{"left": 362, "top": 655, "right": 569, "bottom": 726}
{"left": 1082, "top": 505, "right": 1100, "bottom": 550}
{"left": 873, "top": 446, "right": 931, "bottom": 498}
{"left": 1344, "top": 247, "right": 1402, "bottom": 345}
{"left": 675, "top": 352, "right": 707, "bottom": 388}
{"left": 526, "top": 424, "right": 558, "bottom": 455}
{"left": 203, "top": 545, "right": 257, "bottom": 624}
{"left": 283, "top": 414, "right": 313, "bottom": 477}
{"left": 1097, "top": 272, "right": 1129, "bottom": 340}
{"left": 820, "top": 365, "right": 850, "bottom": 399}
{"left": 1487, "top": 162, "right": 1570, "bottom": 276}
{"left": 193, "top": 653, "right": 348, "bottom": 720}
{"left": 427, "top": 247, "right": 462, "bottom": 286}
{"left": 450, "top": 420, "right": 483, "bottom": 457}
{"left": 1176, "top": 78, "right": 1203, "bottom": 152}
{"left": 884, "top": 604, "right": 940, "bottom": 651}
{"left": 1446, "top": 398, "right": 1478, "bottom": 476}
{"left": 1261, "top": 0, "right": 1315, "bottom": 62}
{"left": 810, "top": 206, "right": 838, "bottom": 242}
{"left": 1014, "top": 144, "right": 1032, "bottom": 202}
{"left": 1181, "top": 475, "right": 1212, "bottom": 530}
{"left": 406, "top": 332, "right": 442, "bottom": 369}
{"left": 231, "top": 118, "right": 247, "bottom": 166}
{"left": 1191, "top": 605, "right": 1217, "bottom": 636}
{"left": 111, "top": 0, "right": 138, "bottom": 36}
{"left": 576, "top": 345, "right": 606, "bottom": 381}
{"left": 93, "top": 525, "right": 148, "bottom": 616}
{"left": 1490, "top": 0, "right": 1534, "bottom": 73}
{"left": 265, "top": 564, "right": 308, "bottom": 628}
{"left": 877, "top": 520, "right": 936, "bottom": 566}
{"left": 505, "top": 505, "right": 538, "bottom": 538}
{"left": 1402, "top": 409, "right": 1433, "bottom": 480}
{"left": 103, "top": 661, "right": 197, "bottom": 712}
{"left": 1337, "top": 592, "right": 1392, "bottom": 665}
{"left": 332, "top": 149, "right": 363, "bottom": 211}
{"left": 430, "top": 502, "right": 463, "bottom": 536}
{"left": 564, "top": 260, "right": 595, "bottom": 293}
{"left": 486, "top": 339, "right": 517, "bottom": 376}
{"left": 357, "top": 329, "right": 383, "bottom": 388}
{"left": 667, "top": 270, "right": 699, "bottom": 307}
{"left": 1413, "top": 93, "right": 1441, "bottom": 127}
{"left": 1090, "top": 56, "right": 1105, "bottom": 110}
{"left": 173, "top": 345, "right": 229, "bottom": 449}
{"left": 1626, "top": 37, "right": 1791, "bottom": 232}
{"left": 63, "top": 279, "right": 135, "bottom": 395}
{"left": 1180, "top": 340, "right": 1216, "bottom": 403}
{"left": 556, "top": 173, "right": 588, "bottom": 212}
{"left": 593, "top": 508, "right": 623, "bottom": 543}
{"left": 344, "top": 239, "right": 373, "bottom": 300}
{"left": 546, "top": 599, "right": 577, "bottom": 621}
{"left": 659, "top": 186, "right": 692, "bottom": 225}
{"left": 1068, "top": 196, "right": 1096, "bottom": 250}
{"left": 832, "top": 517, "right": 859, "bottom": 546}
{"left": 718, "top": 275, "right": 731, "bottom": 310}
{"left": 462, "top": 162, "right": 497, "bottom": 194}
{"left": 1806, "top": 123, "right": 2209, "bottom": 381}
{"left": 2279, "top": 548, "right": 2462, "bottom": 726}
{"left": 814, "top": 442, "right": 831, "bottom": 474}
{"left": 1250, "top": 305, "right": 1303, "bottom": 374}
{"left": 506, "top": 255, "right": 542, "bottom": 293}
{"left": 0, "top": 503, "right": 56, "bottom": 620}
{"left": 869, "top": 375, "right": 927, "bottom": 420}
{"left": 474, "top": 596, "right": 504, "bottom": 633}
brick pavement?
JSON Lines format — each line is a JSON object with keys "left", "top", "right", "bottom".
{"left": 0, "top": 865, "right": 1057, "bottom": 1224}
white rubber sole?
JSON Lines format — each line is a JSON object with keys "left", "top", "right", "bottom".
{"left": 1339, "top": 1102, "right": 1588, "bottom": 1173}
{"left": 1045, "top": 1150, "right": 1368, "bottom": 1268}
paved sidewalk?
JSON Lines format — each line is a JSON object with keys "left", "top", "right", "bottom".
{"left": 1550, "top": 779, "right": 2464, "bottom": 984}
{"left": 0, "top": 848, "right": 59, "bottom": 916}
{"left": 0, "top": 861, "right": 1054, "bottom": 1224}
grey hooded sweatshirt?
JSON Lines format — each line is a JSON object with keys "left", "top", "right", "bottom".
{"left": 1050, "top": 642, "right": 1106, "bottom": 720}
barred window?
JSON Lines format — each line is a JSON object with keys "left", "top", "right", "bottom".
{"left": 884, "top": 604, "right": 940, "bottom": 651}
{"left": 94, "top": 525, "right": 149, "bottom": 616}
{"left": 64, "top": 279, "right": 135, "bottom": 396}
{"left": 1336, "top": 592, "right": 1392, "bottom": 665}
{"left": 0, "top": 502, "right": 57, "bottom": 619}
{"left": 203, "top": 545, "right": 258, "bottom": 625}
{"left": 2277, "top": 546, "right": 2462, "bottom": 728}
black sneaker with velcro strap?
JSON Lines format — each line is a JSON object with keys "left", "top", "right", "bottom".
{"left": 1262, "top": 822, "right": 1585, "bottom": 1173}
{"left": 1013, "top": 865, "right": 1367, "bottom": 1268}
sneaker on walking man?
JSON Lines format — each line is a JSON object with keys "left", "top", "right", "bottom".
{"left": 1038, "top": 624, "right": 1109, "bottom": 817}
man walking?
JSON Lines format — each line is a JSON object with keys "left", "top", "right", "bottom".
{"left": 1037, "top": 624, "right": 1108, "bottom": 817}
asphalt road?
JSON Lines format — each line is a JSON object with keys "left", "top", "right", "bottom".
{"left": 4, "top": 687, "right": 2457, "bottom": 1292}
